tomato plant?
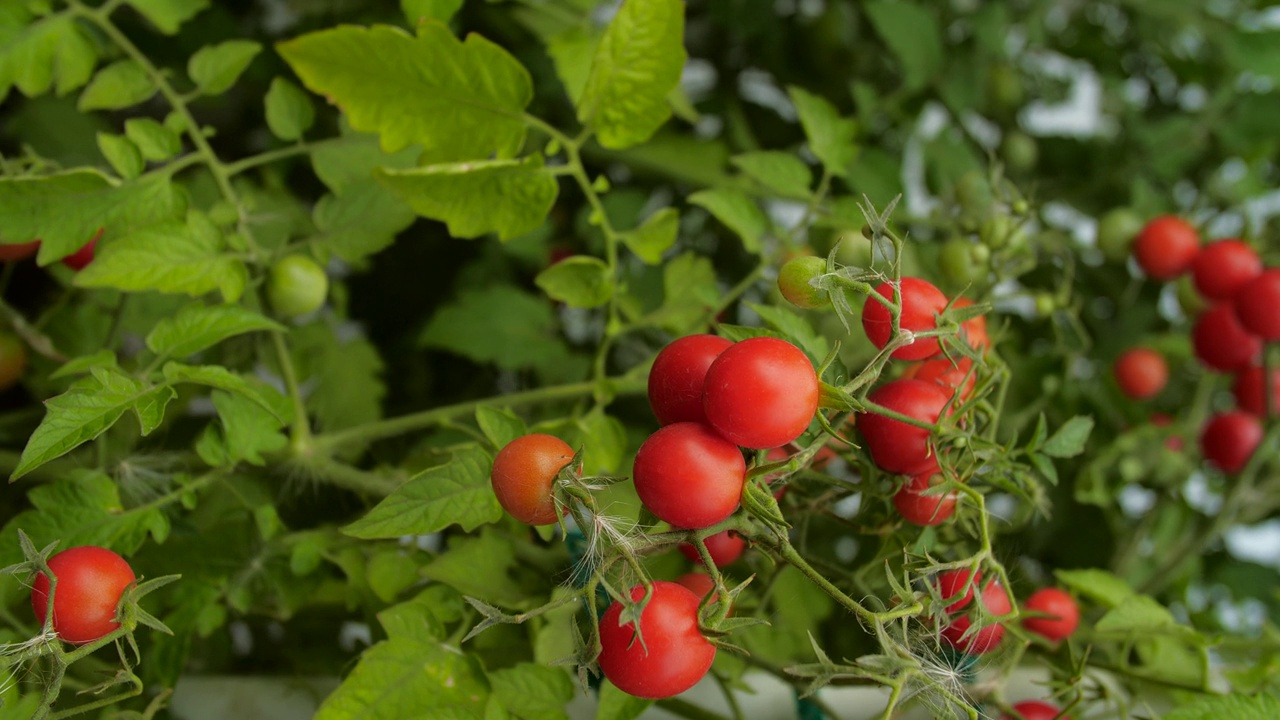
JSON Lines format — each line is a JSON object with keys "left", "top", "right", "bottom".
{"left": 1022, "top": 587, "right": 1080, "bottom": 643}
{"left": 861, "top": 277, "right": 949, "bottom": 360}
{"left": 892, "top": 468, "right": 958, "bottom": 526}
{"left": 632, "top": 422, "right": 746, "bottom": 529}
{"left": 937, "top": 570, "right": 1012, "bottom": 654}
{"left": 490, "top": 434, "right": 575, "bottom": 526}
{"left": 31, "top": 546, "right": 135, "bottom": 644}
{"left": 597, "top": 581, "right": 717, "bottom": 699}
{"left": 702, "top": 336, "right": 819, "bottom": 450}
{"left": 647, "top": 334, "right": 733, "bottom": 426}
{"left": 858, "top": 379, "right": 952, "bottom": 475}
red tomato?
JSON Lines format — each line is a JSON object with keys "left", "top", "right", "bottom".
{"left": 859, "top": 379, "right": 952, "bottom": 475}
{"left": 0, "top": 240, "right": 40, "bottom": 262}
{"left": 633, "top": 423, "right": 746, "bottom": 529}
{"left": 904, "top": 356, "right": 976, "bottom": 403}
{"left": 1233, "top": 269, "right": 1280, "bottom": 340}
{"left": 1200, "top": 411, "right": 1262, "bottom": 474}
{"left": 1022, "top": 587, "right": 1079, "bottom": 642}
{"left": 490, "top": 434, "right": 575, "bottom": 526}
{"left": 679, "top": 530, "right": 745, "bottom": 567}
{"left": 597, "top": 581, "right": 717, "bottom": 699}
{"left": 893, "top": 468, "right": 957, "bottom": 526}
{"left": 702, "top": 337, "right": 819, "bottom": 450}
{"left": 953, "top": 297, "right": 990, "bottom": 354}
{"left": 936, "top": 568, "right": 979, "bottom": 612}
{"left": 31, "top": 546, "right": 136, "bottom": 644}
{"left": 938, "top": 570, "right": 1011, "bottom": 654}
{"left": 1001, "top": 700, "right": 1071, "bottom": 720}
{"left": 61, "top": 229, "right": 103, "bottom": 271}
{"left": 674, "top": 572, "right": 717, "bottom": 602}
{"left": 1191, "top": 239, "right": 1261, "bottom": 301}
{"left": 1192, "top": 303, "right": 1261, "bottom": 372}
{"left": 861, "top": 277, "right": 949, "bottom": 360}
{"left": 1111, "top": 347, "right": 1168, "bottom": 400}
{"left": 648, "top": 335, "right": 733, "bottom": 426}
{"left": 1233, "top": 365, "right": 1280, "bottom": 416}
{"left": 1132, "top": 216, "right": 1199, "bottom": 280}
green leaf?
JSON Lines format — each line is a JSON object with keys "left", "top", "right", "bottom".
{"left": 863, "top": 1, "right": 943, "bottom": 91}
{"left": 1223, "top": 31, "right": 1280, "bottom": 84}
{"left": 622, "top": 207, "right": 678, "bottom": 265}
{"left": 126, "top": 0, "right": 210, "bottom": 35}
{"left": 423, "top": 530, "right": 528, "bottom": 605}
{"left": 343, "top": 446, "right": 501, "bottom": 539}
{"left": 546, "top": 27, "right": 599, "bottom": 106}
{"left": 312, "top": 184, "right": 415, "bottom": 263}
{"left": 311, "top": 128, "right": 421, "bottom": 195}
{"left": 277, "top": 22, "right": 532, "bottom": 161}
{"left": 475, "top": 407, "right": 526, "bottom": 450}
{"left": 689, "top": 187, "right": 768, "bottom": 252}
{"left": 288, "top": 324, "right": 385, "bottom": 435}
{"left": 1042, "top": 415, "right": 1094, "bottom": 458}
{"left": 134, "top": 385, "right": 176, "bottom": 436}
{"left": 314, "top": 637, "right": 490, "bottom": 720}
{"left": 366, "top": 551, "right": 420, "bottom": 603}
{"left": 162, "top": 363, "right": 287, "bottom": 421}
{"left": 1094, "top": 595, "right": 1179, "bottom": 634}
{"left": 1164, "top": 693, "right": 1280, "bottom": 720}
{"left": 747, "top": 302, "right": 830, "bottom": 362}
{"left": 419, "top": 285, "right": 563, "bottom": 372}
{"left": 209, "top": 390, "right": 287, "bottom": 466}
{"left": 787, "top": 87, "right": 857, "bottom": 177}
{"left": 263, "top": 77, "right": 315, "bottom": 141}
{"left": 73, "top": 213, "right": 248, "bottom": 302}
{"left": 574, "top": 407, "right": 625, "bottom": 475}
{"left": 78, "top": 60, "right": 156, "bottom": 111}
{"left": 648, "top": 252, "right": 719, "bottom": 334}
{"left": 376, "top": 157, "right": 558, "bottom": 241}
{"left": 401, "top": 0, "right": 463, "bottom": 25}
{"left": 96, "top": 133, "right": 144, "bottom": 179}
{"left": 145, "top": 303, "right": 284, "bottom": 359}
{"left": 188, "top": 40, "right": 261, "bottom": 96}
{"left": 577, "top": 0, "right": 686, "bottom": 149}
{"left": 595, "top": 681, "right": 652, "bottom": 720}
{"left": 535, "top": 256, "right": 612, "bottom": 308}
{"left": 731, "top": 151, "right": 813, "bottom": 198}
{"left": 489, "top": 664, "right": 574, "bottom": 720}
{"left": 124, "top": 118, "right": 182, "bottom": 161}
{"left": 4, "top": 14, "right": 97, "bottom": 98}
{"left": 51, "top": 350, "right": 119, "bottom": 380}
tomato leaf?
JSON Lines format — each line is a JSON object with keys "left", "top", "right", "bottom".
{"left": 419, "top": 285, "right": 566, "bottom": 372}
{"left": 125, "top": 0, "right": 210, "bottom": 35}
{"left": 288, "top": 324, "right": 386, "bottom": 434}
{"left": 96, "top": 133, "right": 144, "bottom": 179}
{"left": 401, "top": 0, "right": 464, "bottom": 26}
{"left": 145, "top": 303, "right": 284, "bottom": 360}
{"left": 78, "top": 60, "right": 156, "bottom": 111}
{"left": 863, "top": 1, "right": 944, "bottom": 92}
{"left": 788, "top": 87, "right": 858, "bottom": 178}
{"left": 124, "top": 118, "right": 182, "bottom": 161}
{"left": 187, "top": 41, "right": 261, "bottom": 96}
{"left": 731, "top": 151, "right": 813, "bottom": 199}
{"left": 263, "top": 77, "right": 315, "bottom": 141}
{"left": 622, "top": 207, "right": 679, "bottom": 265}
{"left": 489, "top": 663, "right": 574, "bottom": 720}
{"left": 162, "top": 363, "right": 288, "bottom": 422}
{"left": 595, "top": 681, "right": 652, "bottom": 720}
{"left": 5, "top": 14, "right": 98, "bottom": 98}
{"left": 647, "top": 252, "right": 719, "bottom": 334}
{"left": 313, "top": 637, "right": 491, "bottom": 720}
{"left": 1164, "top": 693, "right": 1280, "bottom": 720}
{"left": 208, "top": 390, "right": 288, "bottom": 466}
{"left": 343, "top": 445, "right": 501, "bottom": 539}
{"left": 535, "top": 256, "right": 612, "bottom": 308}
{"left": 311, "top": 185, "right": 414, "bottom": 265}
{"left": 1041, "top": 415, "right": 1095, "bottom": 458}
{"left": 689, "top": 187, "right": 768, "bottom": 253}
{"left": 423, "top": 530, "right": 529, "bottom": 605}
{"left": 475, "top": 407, "right": 527, "bottom": 450}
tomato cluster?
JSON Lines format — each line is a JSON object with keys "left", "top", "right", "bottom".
{"left": 935, "top": 569, "right": 1080, "bottom": 659}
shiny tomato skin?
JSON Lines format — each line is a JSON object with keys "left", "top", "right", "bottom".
{"left": 0, "top": 332, "right": 28, "bottom": 392}
{"left": 859, "top": 379, "right": 952, "bottom": 475}
{"left": 1200, "top": 411, "right": 1262, "bottom": 474}
{"left": 1233, "top": 365, "right": 1280, "bottom": 416}
{"left": 31, "top": 546, "right": 136, "bottom": 644}
{"left": 679, "top": 530, "right": 745, "bottom": 567}
{"left": 893, "top": 469, "right": 957, "bottom": 526}
{"left": 953, "top": 297, "right": 990, "bottom": 354}
{"left": 0, "top": 240, "right": 40, "bottom": 262}
{"left": 1022, "top": 587, "right": 1079, "bottom": 642}
{"left": 1192, "top": 303, "right": 1261, "bottom": 372}
{"left": 633, "top": 423, "right": 746, "bottom": 529}
{"left": 905, "top": 356, "right": 976, "bottom": 403}
{"left": 1233, "top": 269, "right": 1280, "bottom": 340}
{"left": 1133, "top": 216, "right": 1199, "bottom": 280}
{"left": 939, "top": 571, "right": 1011, "bottom": 654}
{"left": 861, "top": 277, "right": 949, "bottom": 360}
{"left": 61, "top": 230, "right": 102, "bottom": 271}
{"left": 936, "top": 569, "right": 979, "bottom": 613}
{"left": 597, "top": 581, "right": 716, "bottom": 699}
{"left": 674, "top": 572, "right": 717, "bottom": 602}
{"left": 648, "top": 335, "right": 733, "bottom": 426}
{"left": 490, "top": 434, "right": 575, "bottom": 525}
{"left": 702, "top": 337, "right": 819, "bottom": 450}
{"left": 777, "top": 255, "right": 830, "bottom": 309}
{"left": 1001, "top": 701, "right": 1071, "bottom": 720}
{"left": 1191, "top": 239, "right": 1261, "bottom": 301}
{"left": 1112, "top": 347, "right": 1168, "bottom": 400}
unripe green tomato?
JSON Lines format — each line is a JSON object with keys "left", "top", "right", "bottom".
{"left": 955, "top": 171, "right": 994, "bottom": 220}
{"left": 988, "top": 63, "right": 1025, "bottom": 113}
{"left": 980, "top": 214, "right": 1026, "bottom": 250}
{"left": 1033, "top": 292, "right": 1057, "bottom": 318}
{"left": 1001, "top": 131, "right": 1038, "bottom": 173}
{"left": 1096, "top": 208, "right": 1146, "bottom": 264}
{"left": 268, "top": 255, "right": 328, "bottom": 318}
{"left": 0, "top": 331, "right": 27, "bottom": 392}
{"left": 1175, "top": 274, "right": 1207, "bottom": 315}
{"left": 938, "top": 237, "right": 986, "bottom": 288}
{"left": 777, "top": 255, "right": 830, "bottom": 309}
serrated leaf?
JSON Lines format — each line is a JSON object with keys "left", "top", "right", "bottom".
{"left": 1164, "top": 693, "right": 1280, "bottom": 720}
{"left": 313, "top": 637, "right": 490, "bottom": 720}
{"left": 344, "top": 446, "right": 500, "bottom": 538}
{"left": 126, "top": 0, "right": 210, "bottom": 35}
{"left": 124, "top": 118, "right": 182, "bottom": 161}
{"left": 97, "top": 133, "right": 144, "bottom": 179}
{"left": 312, "top": 184, "right": 414, "bottom": 263}
{"left": 864, "top": 1, "right": 943, "bottom": 91}
{"left": 78, "top": 60, "right": 156, "bottom": 111}
{"left": 5, "top": 14, "right": 97, "bottom": 98}
{"left": 419, "top": 285, "right": 563, "bottom": 372}
{"left": 188, "top": 40, "right": 261, "bottom": 96}
{"left": 12, "top": 370, "right": 149, "bottom": 480}
{"left": 133, "top": 385, "right": 176, "bottom": 436}
{"left": 731, "top": 151, "right": 813, "bottom": 198}
{"left": 623, "top": 207, "right": 678, "bottom": 264}
{"left": 145, "top": 303, "right": 284, "bottom": 359}
{"left": 277, "top": 22, "right": 532, "bottom": 162}
{"left": 489, "top": 664, "right": 574, "bottom": 720}
{"left": 1042, "top": 415, "right": 1094, "bottom": 458}
{"left": 788, "top": 87, "right": 857, "bottom": 177}
{"left": 376, "top": 157, "right": 557, "bottom": 241}
{"left": 577, "top": 0, "right": 685, "bottom": 149}
{"left": 162, "top": 363, "right": 286, "bottom": 421}
{"left": 689, "top": 187, "right": 768, "bottom": 252}
{"left": 210, "top": 390, "right": 287, "bottom": 466}
{"left": 264, "top": 77, "right": 315, "bottom": 141}
{"left": 51, "top": 350, "right": 118, "bottom": 380}
{"left": 535, "top": 256, "right": 612, "bottom": 308}
{"left": 475, "top": 407, "right": 526, "bottom": 450}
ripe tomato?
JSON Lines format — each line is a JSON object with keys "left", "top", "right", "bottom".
{"left": 936, "top": 568, "right": 979, "bottom": 612}
{"left": 0, "top": 331, "right": 28, "bottom": 392}
{"left": 674, "top": 572, "right": 717, "bottom": 602}
{"left": 777, "top": 255, "right": 830, "bottom": 309}
{"left": 31, "top": 546, "right": 136, "bottom": 644}
{"left": 1132, "top": 216, "right": 1199, "bottom": 280}
{"left": 953, "top": 297, "right": 990, "bottom": 354}
{"left": 1001, "top": 700, "right": 1070, "bottom": 720}
{"left": 61, "top": 229, "right": 102, "bottom": 271}
{"left": 893, "top": 468, "right": 957, "bottom": 526}
{"left": 679, "top": 530, "right": 745, "bottom": 567}
{"left": 1199, "top": 411, "right": 1262, "bottom": 474}
{"left": 904, "top": 356, "right": 976, "bottom": 403}
{"left": 702, "top": 337, "right": 819, "bottom": 450}
{"left": 490, "top": 434, "right": 575, "bottom": 525}
{"left": 858, "top": 379, "right": 952, "bottom": 475}
{"left": 633, "top": 422, "right": 746, "bottom": 529}
{"left": 937, "top": 570, "right": 1011, "bottom": 654}
{"left": 1233, "top": 364, "right": 1280, "bottom": 416}
{"left": 1233, "top": 269, "right": 1280, "bottom": 340}
{"left": 597, "top": 581, "right": 716, "bottom": 699}
{"left": 1112, "top": 347, "right": 1168, "bottom": 400}
{"left": 1191, "top": 239, "right": 1260, "bottom": 301}
{"left": 0, "top": 240, "right": 40, "bottom": 262}
{"left": 268, "top": 254, "right": 329, "bottom": 318}
{"left": 648, "top": 334, "right": 733, "bottom": 426}
{"left": 1192, "top": 303, "right": 1261, "bottom": 372}
{"left": 1022, "top": 587, "right": 1079, "bottom": 642}
{"left": 861, "top": 277, "right": 948, "bottom": 360}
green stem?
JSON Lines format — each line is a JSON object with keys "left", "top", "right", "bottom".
{"left": 271, "top": 332, "right": 312, "bottom": 451}
{"left": 223, "top": 137, "right": 357, "bottom": 177}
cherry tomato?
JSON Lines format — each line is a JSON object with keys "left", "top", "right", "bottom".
{"left": 1112, "top": 347, "right": 1168, "bottom": 400}
{"left": 648, "top": 334, "right": 733, "bottom": 426}
{"left": 1233, "top": 364, "right": 1280, "bottom": 416}
{"left": 1191, "top": 239, "right": 1261, "bottom": 301}
{"left": 703, "top": 337, "right": 819, "bottom": 450}
{"left": 937, "top": 570, "right": 1010, "bottom": 654}
{"left": 490, "top": 434, "right": 574, "bottom": 526}
{"left": 1192, "top": 303, "right": 1261, "bottom": 372}
{"left": 268, "top": 254, "right": 329, "bottom": 318}
{"left": 1233, "top": 269, "right": 1280, "bottom": 340}
{"left": 777, "top": 255, "right": 830, "bottom": 309}
{"left": 937, "top": 237, "right": 987, "bottom": 288}
{"left": 0, "top": 331, "right": 28, "bottom": 392}
{"left": 859, "top": 379, "right": 952, "bottom": 475}
{"left": 1199, "top": 411, "right": 1262, "bottom": 474}
{"left": 1022, "top": 587, "right": 1079, "bottom": 642}
{"left": 597, "top": 581, "right": 716, "bottom": 699}
{"left": 31, "top": 546, "right": 136, "bottom": 644}
{"left": 674, "top": 572, "right": 717, "bottom": 602}
{"left": 1132, "top": 216, "right": 1199, "bottom": 281}
{"left": 861, "top": 277, "right": 949, "bottom": 360}
{"left": 61, "top": 229, "right": 103, "bottom": 271}
{"left": 0, "top": 240, "right": 40, "bottom": 262}
{"left": 679, "top": 530, "right": 745, "bottom": 567}
{"left": 633, "top": 423, "right": 746, "bottom": 529}
{"left": 1001, "top": 700, "right": 1071, "bottom": 720}
{"left": 892, "top": 468, "right": 957, "bottom": 526}
{"left": 904, "top": 356, "right": 976, "bottom": 403}
{"left": 953, "top": 297, "right": 990, "bottom": 354}
{"left": 1095, "top": 208, "right": 1145, "bottom": 264}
